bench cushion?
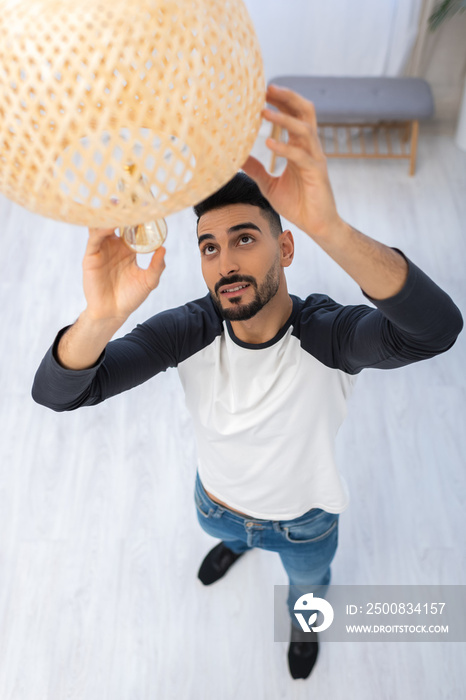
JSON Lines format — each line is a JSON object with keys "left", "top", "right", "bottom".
{"left": 266, "top": 76, "right": 435, "bottom": 123}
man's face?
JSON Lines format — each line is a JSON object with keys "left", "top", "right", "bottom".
{"left": 197, "top": 203, "right": 286, "bottom": 322}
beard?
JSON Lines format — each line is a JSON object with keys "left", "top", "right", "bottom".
{"left": 209, "top": 256, "right": 281, "bottom": 321}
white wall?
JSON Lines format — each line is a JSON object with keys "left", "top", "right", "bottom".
{"left": 244, "top": 0, "right": 466, "bottom": 124}
{"left": 405, "top": 0, "right": 466, "bottom": 123}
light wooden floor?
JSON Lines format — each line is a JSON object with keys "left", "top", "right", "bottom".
{"left": 0, "top": 118, "right": 465, "bottom": 699}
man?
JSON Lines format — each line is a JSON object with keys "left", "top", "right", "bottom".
{"left": 32, "top": 85, "right": 463, "bottom": 680}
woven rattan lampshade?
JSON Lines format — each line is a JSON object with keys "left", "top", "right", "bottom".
{"left": 0, "top": 0, "right": 265, "bottom": 229}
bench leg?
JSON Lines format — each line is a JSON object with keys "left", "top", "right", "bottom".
{"left": 401, "top": 122, "right": 411, "bottom": 143}
{"left": 269, "top": 123, "right": 282, "bottom": 173}
{"left": 409, "top": 120, "right": 419, "bottom": 176}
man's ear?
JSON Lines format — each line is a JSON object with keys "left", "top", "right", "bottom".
{"left": 279, "top": 230, "right": 294, "bottom": 267}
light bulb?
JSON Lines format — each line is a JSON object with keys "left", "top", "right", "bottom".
{"left": 114, "top": 163, "right": 168, "bottom": 254}
{"left": 121, "top": 218, "right": 168, "bottom": 254}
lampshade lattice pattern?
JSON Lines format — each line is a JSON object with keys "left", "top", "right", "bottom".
{"left": 0, "top": 0, "right": 265, "bottom": 227}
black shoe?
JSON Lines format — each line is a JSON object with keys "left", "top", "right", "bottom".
{"left": 197, "top": 541, "right": 245, "bottom": 585}
{"left": 287, "top": 623, "right": 319, "bottom": 679}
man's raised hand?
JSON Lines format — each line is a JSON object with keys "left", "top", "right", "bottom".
{"left": 83, "top": 227, "right": 166, "bottom": 323}
{"left": 241, "top": 84, "right": 342, "bottom": 240}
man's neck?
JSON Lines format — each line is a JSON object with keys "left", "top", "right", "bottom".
{"left": 229, "top": 286, "right": 294, "bottom": 345}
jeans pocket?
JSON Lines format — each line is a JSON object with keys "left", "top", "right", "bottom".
{"left": 283, "top": 515, "right": 338, "bottom": 544}
{"left": 194, "top": 492, "right": 212, "bottom": 518}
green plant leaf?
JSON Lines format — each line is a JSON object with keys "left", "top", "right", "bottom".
{"left": 428, "top": 0, "right": 466, "bottom": 32}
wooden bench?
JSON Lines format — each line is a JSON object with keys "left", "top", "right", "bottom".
{"left": 267, "top": 76, "right": 435, "bottom": 176}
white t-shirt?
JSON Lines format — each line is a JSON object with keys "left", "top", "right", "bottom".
{"left": 31, "top": 247, "right": 463, "bottom": 519}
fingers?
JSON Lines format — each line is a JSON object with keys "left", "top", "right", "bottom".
{"left": 263, "top": 107, "right": 311, "bottom": 137}
{"left": 263, "top": 91, "right": 325, "bottom": 160}
{"left": 241, "top": 155, "right": 274, "bottom": 196}
{"left": 266, "top": 84, "right": 316, "bottom": 122}
{"left": 143, "top": 245, "right": 167, "bottom": 290}
{"left": 86, "top": 227, "right": 119, "bottom": 256}
{"left": 265, "top": 138, "right": 315, "bottom": 170}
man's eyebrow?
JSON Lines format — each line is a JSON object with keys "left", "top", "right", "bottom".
{"left": 197, "top": 222, "right": 262, "bottom": 247}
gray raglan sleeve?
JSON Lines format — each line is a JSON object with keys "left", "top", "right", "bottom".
{"left": 298, "top": 248, "right": 463, "bottom": 374}
{"left": 31, "top": 295, "right": 221, "bottom": 411}
{"left": 31, "top": 311, "right": 179, "bottom": 412}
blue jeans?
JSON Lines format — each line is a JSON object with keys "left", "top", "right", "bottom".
{"left": 194, "top": 470, "right": 339, "bottom": 630}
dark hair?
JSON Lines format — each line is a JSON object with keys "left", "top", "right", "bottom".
{"left": 193, "top": 171, "right": 283, "bottom": 238}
